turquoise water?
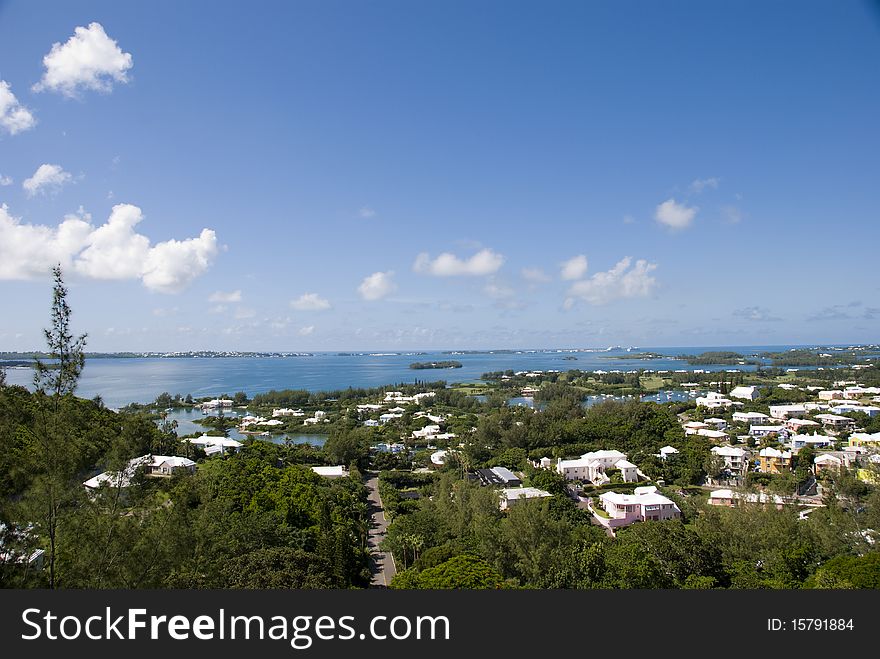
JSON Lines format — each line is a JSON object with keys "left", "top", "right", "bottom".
{"left": 0, "top": 345, "right": 819, "bottom": 409}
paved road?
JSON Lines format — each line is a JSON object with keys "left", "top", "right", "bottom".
{"left": 364, "top": 473, "right": 397, "bottom": 587}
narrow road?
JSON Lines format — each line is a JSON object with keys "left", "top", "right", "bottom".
{"left": 364, "top": 473, "right": 397, "bottom": 587}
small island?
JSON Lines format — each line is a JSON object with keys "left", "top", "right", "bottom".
{"left": 409, "top": 360, "right": 463, "bottom": 370}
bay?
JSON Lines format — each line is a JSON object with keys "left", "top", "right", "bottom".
{"left": 0, "top": 344, "right": 812, "bottom": 409}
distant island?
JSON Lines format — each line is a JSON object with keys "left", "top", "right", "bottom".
{"left": 679, "top": 351, "right": 761, "bottom": 366}
{"left": 601, "top": 352, "right": 667, "bottom": 360}
{"left": 409, "top": 360, "right": 463, "bottom": 370}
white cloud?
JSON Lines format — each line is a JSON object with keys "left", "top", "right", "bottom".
{"left": 33, "top": 22, "right": 133, "bottom": 97}
{"left": 234, "top": 307, "right": 255, "bottom": 320}
{"left": 566, "top": 257, "right": 658, "bottom": 305}
{"left": 290, "top": 292, "right": 331, "bottom": 311}
{"left": 0, "top": 80, "right": 36, "bottom": 135}
{"left": 358, "top": 206, "right": 376, "bottom": 219}
{"left": 209, "top": 305, "right": 228, "bottom": 314}
{"left": 655, "top": 198, "right": 698, "bottom": 230}
{"left": 521, "top": 267, "right": 551, "bottom": 283}
{"left": 560, "top": 254, "right": 588, "bottom": 280}
{"left": 413, "top": 248, "right": 504, "bottom": 277}
{"left": 689, "top": 177, "right": 720, "bottom": 193}
{"left": 298, "top": 325, "right": 315, "bottom": 336}
{"left": 208, "top": 290, "right": 242, "bottom": 303}
{"left": 0, "top": 202, "right": 218, "bottom": 293}
{"left": 358, "top": 271, "right": 396, "bottom": 300}
{"left": 483, "top": 278, "right": 515, "bottom": 299}
{"left": 23, "top": 164, "right": 73, "bottom": 197}
{"left": 0, "top": 175, "right": 12, "bottom": 186}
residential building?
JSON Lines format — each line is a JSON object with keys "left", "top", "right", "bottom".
{"left": 749, "top": 425, "right": 786, "bottom": 438}
{"left": 476, "top": 467, "right": 522, "bottom": 487}
{"left": 311, "top": 465, "right": 349, "bottom": 478}
{"left": 710, "top": 446, "right": 748, "bottom": 472}
{"left": 814, "top": 414, "right": 856, "bottom": 431}
{"left": 594, "top": 486, "right": 681, "bottom": 530}
{"left": 730, "top": 386, "right": 759, "bottom": 401}
{"left": 704, "top": 418, "right": 728, "bottom": 430}
{"left": 733, "top": 411, "right": 770, "bottom": 424}
{"left": 708, "top": 489, "right": 735, "bottom": 507}
{"left": 658, "top": 445, "right": 679, "bottom": 460}
{"left": 556, "top": 450, "right": 635, "bottom": 483}
{"left": 698, "top": 428, "right": 730, "bottom": 441}
{"left": 818, "top": 390, "right": 844, "bottom": 401}
{"left": 850, "top": 432, "right": 880, "bottom": 449}
{"left": 83, "top": 454, "right": 196, "bottom": 490}
{"left": 769, "top": 404, "right": 807, "bottom": 420}
{"left": 789, "top": 434, "right": 834, "bottom": 450}
{"left": 185, "top": 435, "right": 242, "bottom": 455}
{"left": 499, "top": 487, "right": 551, "bottom": 511}
{"left": 758, "top": 447, "right": 792, "bottom": 474}
{"left": 786, "top": 418, "right": 820, "bottom": 433}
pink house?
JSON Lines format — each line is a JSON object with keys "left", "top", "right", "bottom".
{"left": 593, "top": 486, "right": 681, "bottom": 531}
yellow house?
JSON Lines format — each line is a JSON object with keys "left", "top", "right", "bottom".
{"left": 758, "top": 447, "right": 792, "bottom": 474}
{"left": 849, "top": 432, "right": 880, "bottom": 449}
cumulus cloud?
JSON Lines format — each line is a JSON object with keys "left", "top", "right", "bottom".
{"left": 0, "top": 203, "right": 218, "bottom": 292}
{"left": 23, "top": 164, "right": 73, "bottom": 197}
{"left": 655, "top": 198, "right": 698, "bottom": 230}
{"left": 358, "top": 207, "right": 376, "bottom": 219}
{"left": 734, "top": 306, "right": 782, "bottom": 322}
{"left": 0, "top": 175, "right": 12, "bottom": 186}
{"left": 413, "top": 248, "right": 504, "bottom": 276}
{"left": 290, "top": 292, "right": 331, "bottom": 311}
{"left": 689, "top": 177, "right": 720, "bottom": 193}
{"left": 33, "top": 22, "right": 133, "bottom": 97}
{"left": 298, "top": 325, "right": 315, "bottom": 336}
{"left": 560, "top": 254, "right": 588, "bottom": 280}
{"left": 0, "top": 81, "right": 36, "bottom": 135}
{"left": 358, "top": 271, "right": 396, "bottom": 301}
{"left": 565, "top": 257, "right": 658, "bottom": 306}
{"left": 521, "top": 267, "right": 551, "bottom": 283}
{"left": 208, "top": 290, "right": 242, "bottom": 303}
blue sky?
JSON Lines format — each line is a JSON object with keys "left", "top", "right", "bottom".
{"left": 1, "top": 0, "right": 879, "bottom": 351}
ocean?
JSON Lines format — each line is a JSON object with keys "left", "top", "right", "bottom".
{"left": 0, "top": 345, "right": 814, "bottom": 409}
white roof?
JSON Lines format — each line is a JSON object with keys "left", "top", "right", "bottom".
{"left": 600, "top": 487, "right": 679, "bottom": 508}
{"left": 614, "top": 459, "right": 637, "bottom": 469}
{"left": 582, "top": 449, "right": 627, "bottom": 461}
{"left": 759, "top": 447, "right": 792, "bottom": 458}
{"left": 659, "top": 445, "right": 679, "bottom": 454}
{"left": 711, "top": 446, "right": 746, "bottom": 457}
{"left": 186, "top": 434, "right": 243, "bottom": 448}
{"left": 502, "top": 487, "right": 551, "bottom": 501}
{"left": 430, "top": 449, "right": 449, "bottom": 465}
{"left": 311, "top": 465, "right": 348, "bottom": 477}
{"left": 814, "top": 454, "right": 843, "bottom": 464}
{"left": 709, "top": 489, "right": 734, "bottom": 499}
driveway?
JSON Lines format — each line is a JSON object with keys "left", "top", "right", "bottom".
{"left": 364, "top": 472, "right": 397, "bottom": 587}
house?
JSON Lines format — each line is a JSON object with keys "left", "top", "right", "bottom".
{"left": 830, "top": 404, "right": 880, "bottom": 418}
{"left": 736, "top": 491, "right": 785, "bottom": 509}
{"left": 556, "top": 450, "right": 635, "bottom": 483}
{"left": 769, "top": 404, "right": 807, "bottom": 420}
{"left": 499, "top": 487, "right": 552, "bottom": 511}
{"left": 476, "top": 466, "right": 522, "bottom": 487}
{"left": 813, "top": 454, "right": 844, "bottom": 474}
{"left": 658, "top": 446, "right": 679, "bottom": 460}
{"left": 708, "top": 489, "right": 735, "bottom": 507}
{"left": 430, "top": 450, "right": 449, "bottom": 468}
{"left": 411, "top": 424, "right": 441, "bottom": 439}
{"left": 789, "top": 434, "right": 834, "bottom": 450}
{"left": 730, "top": 386, "right": 759, "bottom": 401}
{"left": 814, "top": 414, "right": 856, "bottom": 431}
{"left": 185, "top": 435, "right": 243, "bottom": 455}
{"left": 698, "top": 428, "right": 730, "bottom": 441}
{"left": 201, "top": 398, "right": 234, "bottom": 409}
{"left": 272, "top": 408, "right": 302, "bottom": 417}
{"left": 311, "top": 465, "right": 349, "bottom": 478}
{"left": 0, "top": 523, "right": 45, "bottom": 570}
{"left": 749, "top": 425, "right": 786, "bottom": 438}
{"left": 786, "top": 418, "right": 820, "bottom": 433}
{"left": 696, "top": 393, "right": 736, "bottom": 409}
{"left": 818, "top": 390, "right": 844, "bottom": 401}
{"left": 363, "top": 419, "right": 379, "bottom": 427}
{"left": 849, "top": 432, "right": 880, "bottom": 449}
{"left": 684, "top": 421, "right": 710, "bottom": 434}
{"left": 758, "top": 447, "right": 792, "bottom": 474}
{"left": 83, "top": 454, "right": 196, "bottom": 490}
{"left": 710, "top": 446, "right": 748, "bottom": 472}
{"left": 733, "top": 411, "right": 770, "bottom": 424}
{"left": 704, "top": 418, "right": 728, "bottom": 430}
{"left": 378, "top": 413, "right": 403, "bottom": 424}
{"left": 594, "top": 486, "right": 681, "bottom": 530}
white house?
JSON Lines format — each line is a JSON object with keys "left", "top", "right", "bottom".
{"left": 698, "top": 428, "right": 729, "bottom": 441}
{"left": 710, "top": 446, "right": 748, "bottom": 472}
{"left": 430, "top": 450, "right": 449, "bottom": 467}
{"left": 814, "top": 414, "right": 856, "bottom": 430}
{"left": 658, "top": 446, "right": 679, "bottom": 460}
{"left": 499, "top": 487, "right": 552, "bottom": 511}
{"left": 311, "top": 465, "right": 349, "bottom": 478}
{"left": 594, "top": 486, "right": 681, "bottom": 530}
{"left": 786, "top": 418, "right": 820, "bottom": 433}
{"left": 730, "top": 386, "right": 759, "bottom": 401}
{"left": 185, "top": 435, "right": 243, "bottom": 455}
{"left": 704, "top": 418, "right": 729, "bottom": 430}
{"left": 272, "top": 408, "right": 301, "bottom": 417}
{"left": 556, "top": 450, "right": 635, "bottom": 483}
{"left": 683, "top": 421, "right": 709, "bottom": 434}
{"left": 733, "top": 411, "right": 770, "bottom": 424}
{"left": 83, "top": 454, "right": 196, "bottom": 490}
{"left": 818, "top": 390, "right": 844, "bottom": 401}
{"left": 696, "top": 393, "right": 736, "bottom": 409}
{"left": 749, "top": 424, "right": 786, "bottom": 438}
{"left": 789, "top": 433, "right": 835, "bottom": 450}
{"left": 769, "top": 404, "right": 807, "bottom": 420}
{"left": 830, "top": 404, "right": 880, "bottom": 418}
